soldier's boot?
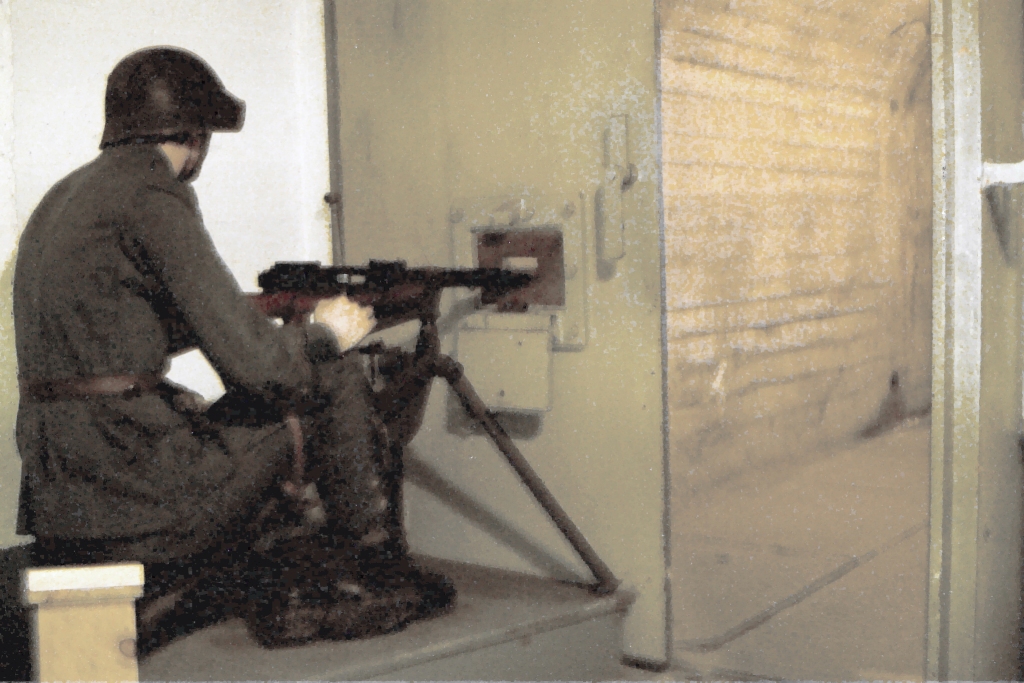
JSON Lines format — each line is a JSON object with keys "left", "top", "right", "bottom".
{"left": 244, "top": 353, "right": 454, "bottom": 649}
{"left": 352, "top": 423, "right": 456, "bottom": 622}
{"left": 243, "top": 446, "right": 453, "bottom": 648}
{"left": 136, "top": 554, "right": 251, "bottom": 658}
{"left": 318, "top": 411, "right": 455, "bottom": 636}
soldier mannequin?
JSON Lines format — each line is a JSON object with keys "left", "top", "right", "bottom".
{"left": 13, "top": 46, "right": 452, "bottom": 653}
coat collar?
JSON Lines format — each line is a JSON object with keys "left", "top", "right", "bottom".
{"left": 101, "top": 144, "right": 179, "bottom": 187}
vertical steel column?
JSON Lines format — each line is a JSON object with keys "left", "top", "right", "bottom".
{"left": 323, "top": 0, "right": 346, "bottom": 265}
{"left": 926, "top": 0, "right": 950, "bottom": 676}
{"left": 926, "top": 0, "right": 983, "bottom": 679}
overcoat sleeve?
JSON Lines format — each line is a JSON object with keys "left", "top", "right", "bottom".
{"left": 128, "top": 183, "right": 335, "bottom": 400}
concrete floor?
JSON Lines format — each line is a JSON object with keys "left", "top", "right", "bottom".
{"left": 1, "top": 416, "right": 931, "bottom": 681}
{"left": 139, "top": 558, "right": 631, "bottom": 681}
{"left": 624, "top": 416, "right": 930, "bottom": 681}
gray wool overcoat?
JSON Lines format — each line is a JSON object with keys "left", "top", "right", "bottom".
{"left": 13, "top": 144, "right": 345, "bottom": 562}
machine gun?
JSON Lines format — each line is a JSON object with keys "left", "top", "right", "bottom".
{"left": 251, "top": 260, "right": 534, "bottom": 331}
{"left": 251, "top": 259, "right": 620, "bottom": 595}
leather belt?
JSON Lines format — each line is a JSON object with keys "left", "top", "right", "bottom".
{"left": 21, "top": 374, "right": 164, "bottom": 402}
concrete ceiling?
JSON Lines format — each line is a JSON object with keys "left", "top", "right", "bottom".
{"left": 662, "top": 0, "right": 932, "bottom": 98}
{"left": 785, "top": 0, "right": 930, "bottom": 48}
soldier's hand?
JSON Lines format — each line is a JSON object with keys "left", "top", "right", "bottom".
{"left": 313, "top": 295, "right": 376, "bottom": 352}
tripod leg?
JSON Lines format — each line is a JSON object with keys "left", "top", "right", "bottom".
{"left": 432, "top": 355, "right": 619, "bottom": 594}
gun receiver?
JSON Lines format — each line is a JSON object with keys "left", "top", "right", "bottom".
{"left": 251, "top": 260, "right": 534, "bottom": 331}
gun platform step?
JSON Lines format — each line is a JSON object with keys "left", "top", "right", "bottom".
{"left": 139, "top": 557, "right": 632, "bottom": 681}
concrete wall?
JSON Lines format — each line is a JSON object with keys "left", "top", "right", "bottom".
{"left": 0, "top": 0, "right": 332, "bottom": 545}
{"left": 332, "top": 0, "right": 668, "bottom": 663}
{"left": 660, "top": 0, "right": 932, "bottom": 498}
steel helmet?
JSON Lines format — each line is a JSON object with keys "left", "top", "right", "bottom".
{"left": 100, "top": 46, "right": 245, "bottom": 148}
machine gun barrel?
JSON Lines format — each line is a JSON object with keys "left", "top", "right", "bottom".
{"left": 252, "top": 260, "right": 534, "bottom": 329}
{"left": 258, "top": 260, "right": 532, "bottom": 298}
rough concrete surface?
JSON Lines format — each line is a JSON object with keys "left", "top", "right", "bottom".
{"left": 661, "top": 0, "right": 933, "bottom": 499}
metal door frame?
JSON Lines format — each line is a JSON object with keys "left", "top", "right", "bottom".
{"left": 324, "top": 0, "right": 345, "bottom": 265}
{"left": 928, "top": 0, "right": 1024, "bottom": 677}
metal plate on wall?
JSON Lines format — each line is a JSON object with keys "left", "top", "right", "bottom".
{"left": 449, "top": 194, "right": 588, "bottom": 350}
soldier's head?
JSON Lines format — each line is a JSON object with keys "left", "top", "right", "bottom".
{"left": 100, "top": 47, "right": 245, "bottom": 181}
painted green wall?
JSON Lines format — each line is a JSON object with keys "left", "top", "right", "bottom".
{"left": 333, "top": 0, "right": 668, "bottom": 663}
{"left": 973, "top": 2, "right": 1024, "bottom": 674}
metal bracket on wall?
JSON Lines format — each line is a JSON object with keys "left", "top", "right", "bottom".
{"left": 595, "top": 114, "right": 634, "bottom": 262}
{"left": 450, "top": 194, "right": 588, "bottom": 350}
{"left": 980, "top": 162, "right": 1024, "bottom": 266}
{"left": 982, "top": 160, "right": 1024, "bottom": 187}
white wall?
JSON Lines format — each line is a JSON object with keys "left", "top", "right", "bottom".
{"left": 8, "top": 0, "right": 332, "bottom": 284}
{"left": 0, "top": 4, "right": 12, "bottom": 252}
{"left": 0, "top": 0, "right": 332, "bottom": 544}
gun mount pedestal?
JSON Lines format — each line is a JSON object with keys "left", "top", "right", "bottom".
{"left": 253, "top": 260, "right": 619, "bottom": 596}
{"left": 362, "top": 319, "right": 619, "bottom": 595}
{"left": 430, "top": 352, "right": 618, "bottom": 594}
